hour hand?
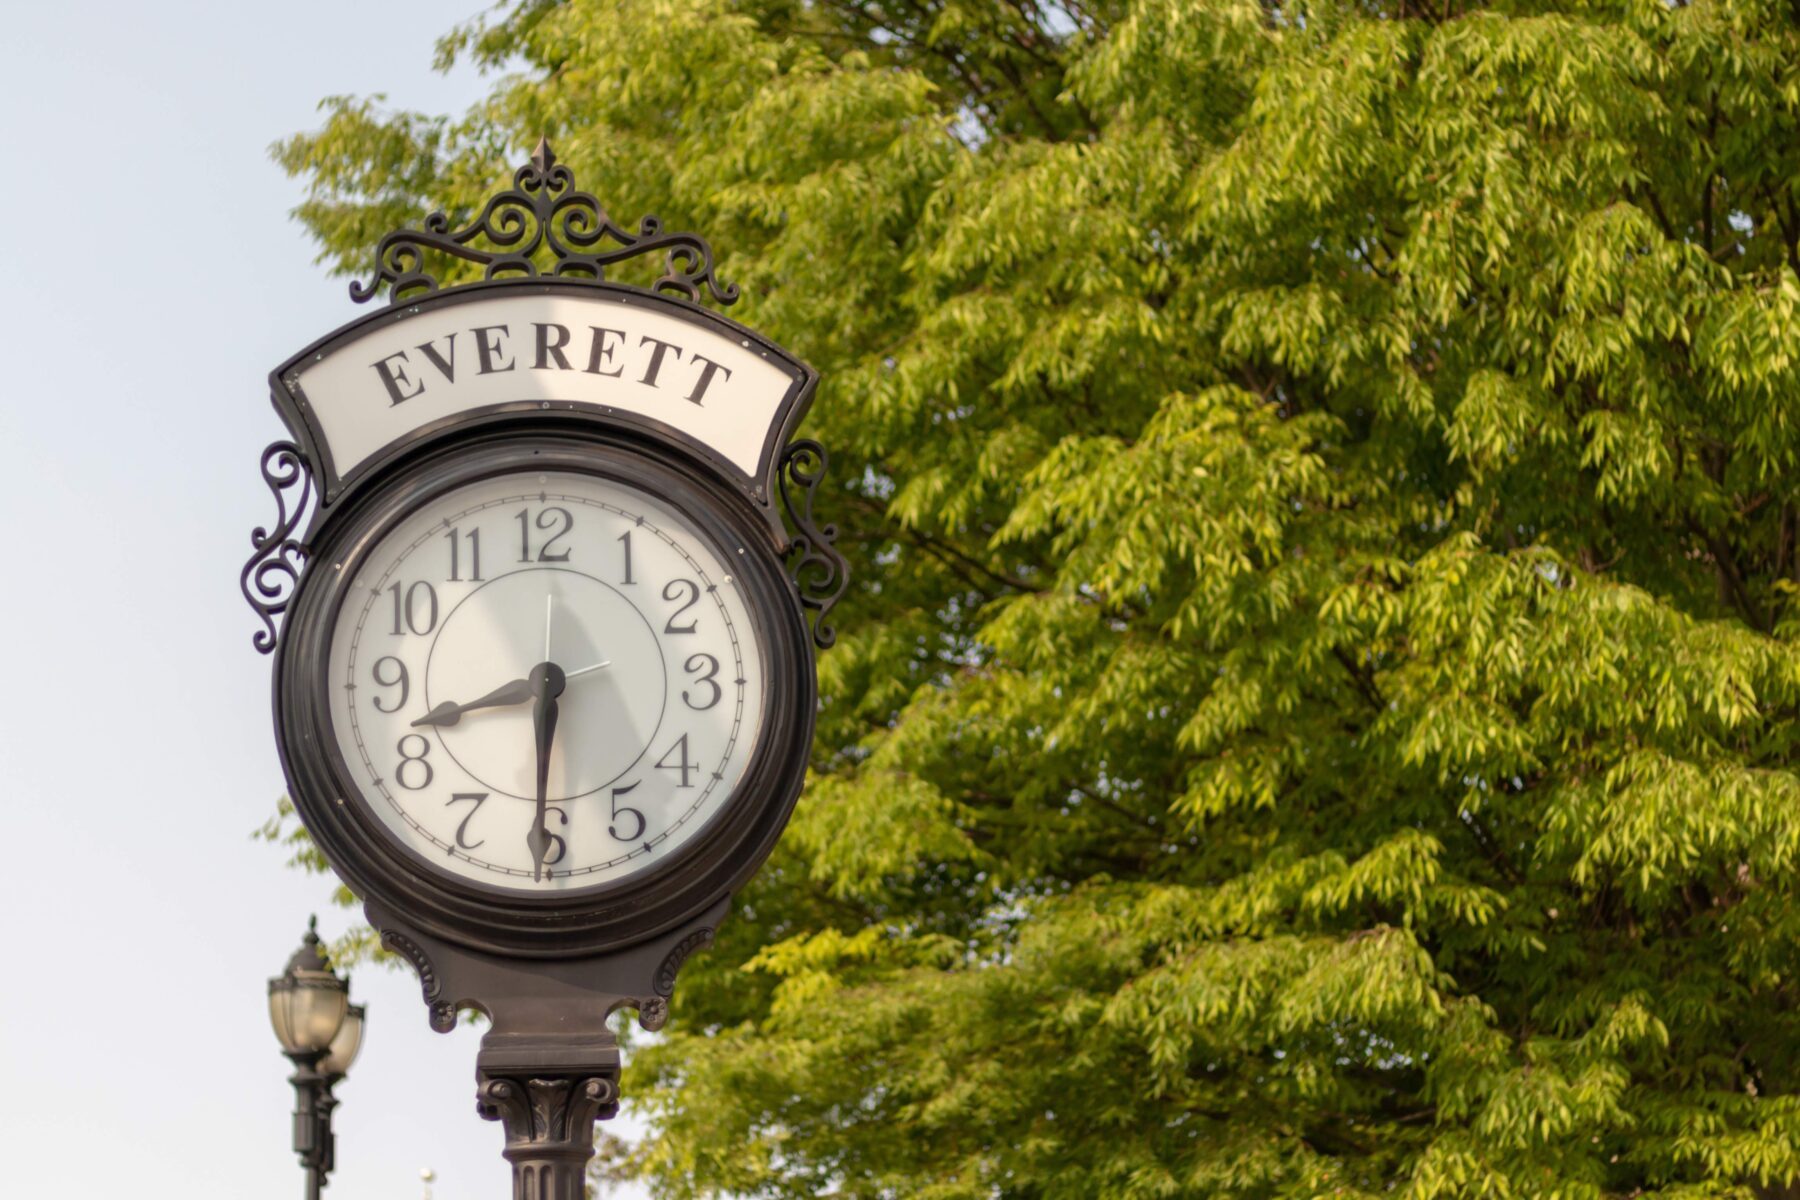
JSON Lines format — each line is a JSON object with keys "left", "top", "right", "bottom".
{"left": 411, "top": 677, "right": 535, "bottom": 727}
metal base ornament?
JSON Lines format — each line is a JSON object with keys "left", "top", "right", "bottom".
{"left": 369, "top": 896, "right": 725, "bottom": 1197}
{"left": 478, "top": 1076, "right": 618, "bottom": 1200}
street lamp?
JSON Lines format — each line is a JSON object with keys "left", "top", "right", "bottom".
{"left": 269, "top": 917, "right": 365, "bottom": 1200}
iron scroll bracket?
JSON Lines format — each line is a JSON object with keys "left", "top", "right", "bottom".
{"left": 350, "top": 138, "right": 739, "bottom": 308}
{"left": 777, "top": 439, "right": 850, "bottom": 650}
{"left": 241, "top": 439, "right": 314, "bottom": 654}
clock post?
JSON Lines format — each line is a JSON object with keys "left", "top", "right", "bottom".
{"left": 243, "top": 141, "right": 846, "bottom": 1197}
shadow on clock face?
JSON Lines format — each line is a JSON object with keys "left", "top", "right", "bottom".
{"left": 425, "top": 567, "right": 669, "bottom": 801}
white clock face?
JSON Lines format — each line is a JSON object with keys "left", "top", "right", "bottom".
{"left": 325, "top": 470, "right": 766, "bottom": 891}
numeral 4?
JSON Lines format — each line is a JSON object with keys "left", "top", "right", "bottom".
{"left": 655, "top": 734, "right": 698, "bottom": 788}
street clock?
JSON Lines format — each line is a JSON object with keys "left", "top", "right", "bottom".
{"left": 242, "top": 142, "right": 846, "bottom": 1195}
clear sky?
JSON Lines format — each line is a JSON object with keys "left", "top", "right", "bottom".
{"left": 0, "top": 4, "right": 648, "bottom": 1196}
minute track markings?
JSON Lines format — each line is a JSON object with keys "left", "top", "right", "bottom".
{"left": 342, "top": 491, "right": 751, "bottom": 876}
{"left": 336, "top": 475, "right": 755, "bottom": 883}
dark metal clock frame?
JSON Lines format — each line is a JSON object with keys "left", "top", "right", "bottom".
{"left": 243, "top": 142, "right": 847, "bottom": 1199}
{"left": 275, "top": 429, "right": 818, "bottom": 958}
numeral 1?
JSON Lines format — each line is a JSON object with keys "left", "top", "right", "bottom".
{"left": 663, "top": 579, "right": 700, "bottom": 634}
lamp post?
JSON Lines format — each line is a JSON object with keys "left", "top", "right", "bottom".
{"left": 269, "top": 917, "right": 365, "bottom": 1200}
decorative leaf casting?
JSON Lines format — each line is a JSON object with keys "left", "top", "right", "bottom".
{"left": 350, "top": 138, "right": 739, "bottom": 308}
{"left": 655, "top": 927, "right": 715, "bottom": 996}
{"left": 625, "top": 926, "right": 716, "bottom": 1033}
{"left": 777, "top": 440, "right": 849, "bottom": 650}
{"left": 381, "top": 928, "right": 458, "bottom": 1033}
{"left": 242, "top": 440, "right": 313, "bottom": 654}
{"left": 477, "top": 1074, "right": 619, "bottom": 1194}
{"left": 477, "top": 1076, "right": 618, "bottom": 1142}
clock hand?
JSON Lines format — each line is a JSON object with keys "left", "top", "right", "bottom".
{"left": 417, "top": 654, "right": 606, "bottom": 731}
{"left": 411, "top": 676, "right": 535, "bottom": 727}
{"left": 524, "top": 661, "right": 567, "bottom": 882}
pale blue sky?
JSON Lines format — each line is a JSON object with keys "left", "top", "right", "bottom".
{"left": 0, "top": 4, "right": 649, "bottom": 1196}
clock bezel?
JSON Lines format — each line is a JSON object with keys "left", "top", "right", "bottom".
{"left": 274, "top": 425, "right": 816, "bottom": 958}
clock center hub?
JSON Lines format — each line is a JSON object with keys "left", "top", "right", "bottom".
{"left": 424, "top": 567, "right": 668, "bottom": 803}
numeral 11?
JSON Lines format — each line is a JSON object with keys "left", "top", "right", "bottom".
{"left": 445, "top": 526, "right": 482, "bottom": 581}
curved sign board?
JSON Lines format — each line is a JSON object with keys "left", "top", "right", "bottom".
{"left": 271, "top": 280, "right": 815, "bottom": 513}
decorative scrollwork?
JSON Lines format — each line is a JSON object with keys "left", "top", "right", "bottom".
{"left": 635, "top": 996, "right": 670, "bottom": 1033}
{"left": 477, "top": 1076, "right": 617, "bottom": 1141}
{"left": 778, "top": 440, "right": 849, "bottom": 650}
{"left": 351, "top": 138, "right": 738, "bottom": 308}
{"left": 241, "top": 440, "right": 313, "bottom": 655}
{"left": 476, "top": 1072, "right": 619, "bottom": 1196}
{"left": 381, "top": 929, "right": 458, "bottom": 1033}
{"left": 655, "top": 927, "right": 715, "bottom": 997}
{"left": 626, "top": 927, "right": 716, "bottom": 1033}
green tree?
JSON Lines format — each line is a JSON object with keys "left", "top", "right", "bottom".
{"left": 277, "top": 0, "right": 1800, "bottom": 1194}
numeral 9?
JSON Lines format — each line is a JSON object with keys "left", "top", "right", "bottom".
{"left": 371, "top": 656, "right": 409, "bottom": 712}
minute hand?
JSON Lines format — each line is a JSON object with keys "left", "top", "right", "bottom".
{"left": 411, "top": 677, "right": 534, "bottom": 728}
{"left": 523, "top": 662, "right": 567, "bottom": 882}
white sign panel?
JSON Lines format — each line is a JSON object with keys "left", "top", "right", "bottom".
{"left": 283, "top": 288, "right": 807, "bottom": 494}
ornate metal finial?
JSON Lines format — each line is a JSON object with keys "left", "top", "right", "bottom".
{"left": 530, "top": 136, "right": 555, "bottom": 175}
{"left": 350, "top": 139, "right": 739, "bottom": 308}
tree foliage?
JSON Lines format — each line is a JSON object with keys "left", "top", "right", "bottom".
{"left": 278, "top": 0, "right": 1800, "bottom": 1194}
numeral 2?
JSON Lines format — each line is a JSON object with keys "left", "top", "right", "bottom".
{"left": 663, "top": 579, "right": 700, "bottom": 634}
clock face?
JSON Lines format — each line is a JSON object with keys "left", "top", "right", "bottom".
{"left": 323, "top": 469, "right": 767, "bottom": 892}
